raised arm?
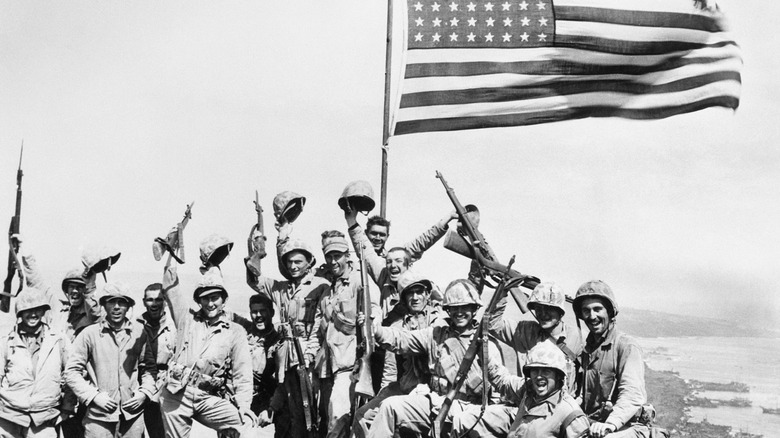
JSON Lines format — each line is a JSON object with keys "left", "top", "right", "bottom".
{"left": 403, "top": 211, "right": 456, "bottom": 261}
{"left": 374, "top": 325, "right": 434, "bottom": 356}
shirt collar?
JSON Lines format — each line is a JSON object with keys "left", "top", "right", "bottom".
{"left": 524, "top": 389, "right": 564, "bottom": 416}
{"left": 586, "top": 322, "right": 617, "bottom": 350}
{"left": 100, "top": 318, "right": 132, "bottom": 333}
{"left": 194, "top": 310, "right": 230, "bottom": 328}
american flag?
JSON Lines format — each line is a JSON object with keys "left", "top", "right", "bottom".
{"left": 389, "top": 0, "right": 742, "bottom": 136}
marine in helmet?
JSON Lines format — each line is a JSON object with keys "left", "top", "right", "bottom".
{"left": 350, "top": 270, "right": 445, "bottom": 438}
{"left": 0, "top": 287, "right": 72, "bottom": 438}
{"left": 158, "top": 247, "right": 255, "bottom": 438}
{"left": 573, "top": 280, "right": 648, "bottom": 438}
{"left": 362, "top": 279, "right": 501, "bottom": 438}
{"left": 339, "top": 180, "right": 456, "bottom": 316}
{"left": 466, "top": 282, "right": 584, "bottom": 437}
{"left": 471, "top": 342, "right": 589, "bottom": 438}
{"left": 64, "top": 283, "right": 155, "bottom": 438}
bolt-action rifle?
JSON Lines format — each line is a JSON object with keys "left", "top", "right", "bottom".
{"left": 153, "top": 202, "right": 194, "bottom": 264}
{"left": 245, "top": 191, "right": 266, "bottom": 277}
{"left": 353, "top": 243, "right": 375, "bottom": 402}
{"left": 1, "top": 143, "right": 24, "bottom": 313}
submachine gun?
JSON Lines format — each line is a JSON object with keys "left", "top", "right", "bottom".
{"left": 1, "top": 144, "right": 24, "bottom": 313}
{"left": 432, "top": 171, "right": 572, "bottom": 438}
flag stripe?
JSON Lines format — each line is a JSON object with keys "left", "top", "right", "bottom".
{"left": 555, "top": 34, "right": 734, "bottom": 56}
{"left": 394, "top": 96, "right": 740, "bottom": 135}
{"left": 555, "top": 0, "right": 715, "bottom": 14}
{"left": 400, "top": 71, "right": 741, "bottom": 107}
{"left": 555, "top": 20, "right": 730, "bottom": 44}
{"left": 556, "top": 6, "right": 726, "bottom": 32}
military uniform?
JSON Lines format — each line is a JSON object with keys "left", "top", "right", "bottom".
{"left": 159, "top": 266, "right": 253, "bottom": 438}
{"left": 139, "top": 309, "right": 176, "bottom": 438}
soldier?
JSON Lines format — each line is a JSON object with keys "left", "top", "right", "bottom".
{"left": 351, "top": 270, "right": 445, "bottom": 438}
{"left": 159, "top": 262, "right": 255, "bottom": 438}
{"left": 138, "top": 283, "right": 176, "bottom": 438}
{"left": 467, "top": 282, "right": 584, "bottom": 437}
{"left": 0, "top": 287, "right": 72, "bottom": 438}
{"left": 364, "top": 279, "right": 501, "bottom": 438}
{"left": 573, "top": 280, "right": 649, "bottom": 438}
{"left": 64, "top": 283, "right": 155, "bottom": 438}
{"left": 477, "top": 342, "right": 589, "bottom": 438}
{"left": 246, "top": 232, "right": 329, "bottom": 438}
{"left": 247, "top": 294, "right": 284, "bottom": 436}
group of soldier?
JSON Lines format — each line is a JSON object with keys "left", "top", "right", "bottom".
{"left": 0, "top": 182, "right": 661, "bottom": 438}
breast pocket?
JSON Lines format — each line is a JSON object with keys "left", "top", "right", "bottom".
{"left": 597, "top": 370, "right": 617, "bottom": 402}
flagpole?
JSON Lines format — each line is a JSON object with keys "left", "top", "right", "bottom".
{"left": 380, "top": 0, "right": 394, "bottom": 218}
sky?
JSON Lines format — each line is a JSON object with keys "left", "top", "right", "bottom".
{"left": 0, "top": 0, "right": 777, "bottom": 329}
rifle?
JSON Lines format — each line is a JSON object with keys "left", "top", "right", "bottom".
{"left": 353, "top": 243, "right": 375, "bottom": 402}
{"left": 290, "top": 330, "right": 318, "bottom": 437}
{"left": 245, "top": 191, "right": 266, "bottom": 277}
{"left": 153, "top": 202, "right": 194, "bottom": 264}
{"left": 1, "top": 143, "right": 24, "bottom": 313}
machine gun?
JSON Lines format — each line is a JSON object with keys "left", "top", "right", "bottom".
{"left": 245, "top": 190, "right": 266, "bottom": 277}
{"left": 353, "top": 243, "right": 375, "bottom": 402}
{"left": 1, "top": 144, "right": 24, "bottom": 313}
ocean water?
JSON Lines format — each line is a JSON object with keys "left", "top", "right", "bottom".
{"left": 638, "top": 336, "right": 780, "bottom": 438}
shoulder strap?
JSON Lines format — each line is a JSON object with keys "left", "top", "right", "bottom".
{"left": 559, "top": 409, "right": 587, "bottom": 437}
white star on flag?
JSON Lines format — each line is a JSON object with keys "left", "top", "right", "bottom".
{"left": 432, "top": 32, "right": 441, "bottom": 41}
{"left": 450, "top": 32, "right": 458, "bottom": 41}
{"left": 415, "top": 17, "right": 424, "bottom": 26}
{"left": 484, "top": 2, "right": 494, "bottom": 11}
{"left": 503, "top": 17, "right": 512, "bottom": 26}
{"left": 486, "top": 17, "right": 495, "bottom": 26}
{"left": 450, "top": 17, "right": 459, "bottom": 26}
{"left": 414, "top": 32, "right": 424, "bottom": 41}
{"left": 538, "top": 17, "right": 548, "bottom": 26}
{"left": 449, "top": 2, "right": 459, "bottom": 11}
{"left": 518, "top": 0, "right": 528, "bottom": 10}
{"left": 432, "top": 17, "right": 442, "bottom": 26}
{"left": 484, "top": 32, "right": 494, "bottom": 42}
{"left": 467, "top": 2, "right": 476, "bottom": 11}
{"left": 432, "top": 2, "right": 441, "bottom": 11}
{"left": 538, "top": 32, "right": 547, "bottom": 41}
{"left": 519, "top": 32, "right": 529, "bottom": 41}
{"left": 502, "top": 32, "right": 512, "bottom": 42}
{"left": 467, "top": 32, "right": 476, "bottom": 41}
{"left": 413, "top": 2, "right": 423, "bottom": 11}
{"left": 502, "top": 2, "right": 511, "bottom": 10}
{"left": 520, "top": 16, "right": 530, "bottom": 26}
{"left": 467, "top": 17, "right": 477, "bottom": 26}
{"left": 536, "top": 1, "right": 545, "bottom": 10}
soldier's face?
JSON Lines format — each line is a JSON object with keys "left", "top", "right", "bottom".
{"left": 403, "top": 286, "right": 429, "bottom": 313}
{"left": 198, "top": 292, "right": 226, "bottom": 320}
{"left": 285, "top": 252, "right": 310, "bottom": 279}
{"left": 65, "top": 282, "right": 85, "bottom": 307}
{"left": 325, "top": 251, "right": 348, "bottom": 277}
{"left": 367, "top": 225, "right": 389, "bottom": 252}
{"left": 143, "top": 289, "right": 165, "bottom": 320}
{"left": 446, "top": 304, "right": 478, "bottom": 329}
{"left": 250, "top": 302, "right": 273, "bottom": 332}
{"left": 19, "top": 307, "right": 46, "bottom": 330}
{"left": 580, "top": 298, "right": 611, "bottom": 336}
{"left": 104, "top": 298, "right": 130, "bottom": 325}
{"left": 528, "top": 368, "right": 560, "bottom": 398}
{"left": 531, "top": 305, "right": 563, "bottom": 331}
{"left": 386, "top": 250, "right": 409, "bottom": 282}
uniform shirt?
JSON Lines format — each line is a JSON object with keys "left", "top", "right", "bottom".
{"left": 374, "top": 320, "right": 501, "bottom": 402}
{"left": 315, "top": 267, "right": 361, "bottom": 378}
{"left": 247, "top": 326, "right": 281, "bottom": 415}
{"left": 162, "top": 265, "right": 253, "bottom": 412}
{"left": 508, "top": 391, "right": 589, "bottom": 438}
{"left": 0, "top": 323, "right": 69, "bottom": 427}
{"left": 139, "top": 309, "right": 176, "bottom": 402}
{"left": 380, "top": 304, "right": 446, "bottom": 391}
{"left": 64, "top": 318, "right": 155, "bottom": 423}
{"left": 580, "top": 323, "right": 647, "bottom": 430}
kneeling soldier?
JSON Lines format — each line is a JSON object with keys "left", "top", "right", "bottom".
{"left": 65, "top": 283, "right": 154, "bottom": 438}
{"left": 159, "top": 264, "right": 255, "bottom": 438}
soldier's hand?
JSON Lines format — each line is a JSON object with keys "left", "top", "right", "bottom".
{"left": 91, "top": 392, "right": 118, "bottom": 413}
{"left": 343, "top": 200, "right": 358, "bottom": 222}
{"left": 122, "top": 392, "right": 148, "bottom": 413}
{"left": 239, "top": 407, "right": 258, "bottom": 427}
{"left": 589, "top": 422, "right": 616, "bottom": 438}
{"left": 357, "top": 311, "right": 366, "bottom": 326}
{"left": 258, "top": 409, "right": 274, "bottom": 427}
{"left": 10, "top": 233, "right": 23, "bottom": 246}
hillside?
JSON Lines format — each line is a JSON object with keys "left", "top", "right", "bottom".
{"left": 618, "top": 307, "right": 777, "bottom": 338}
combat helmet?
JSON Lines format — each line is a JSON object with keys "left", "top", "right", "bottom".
{"left": 280, "top": 238, "right": 316, "bottom": 267}
{"left": 81, "top": 246, "right": 121, "bottom": 276}
{"left": 522, "top": 342, "right": 568, "bottom": 378}
{"left": 273, "top": 191, "right": 306, "bottom": 224}
{"left": 338, "top": 180, "right": 375, "bottom": 213}
{"left": 397, "top": 270, "right": 433, "bottom": 299}
{"left": 15, "top": 287, "right": 51, "bottom": 317}
{"left": 98, "top": 282, "right": 136, "bottom": 307}
{"left": 572, "top": 280, "right": 618, "bottom": 319}
{"left": 442, "top": 279, "right": 481, "bottom": 308}
{"left": 193, "top": 266, "right": 228, "bottom": 302}
{"left": 199, "top": 234, "right": 234, "bottom": 268}
{"left": 61, "top": 268, "right": 87, "bottom": 293}
{"left": 527, "top": 282, "right": 566, "bottom": 315}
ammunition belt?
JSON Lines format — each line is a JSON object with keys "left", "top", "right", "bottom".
{"left": 168, "top": 362, "right": 225, "bottom": 395}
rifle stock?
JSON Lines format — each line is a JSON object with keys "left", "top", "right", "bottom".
{"left": 353, "top": 243, "right": 375, "bottom": 399}
{"left": 2, "top": 143, "right": 24, "bottom": 313}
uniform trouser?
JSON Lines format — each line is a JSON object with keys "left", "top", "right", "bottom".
{"left": 317, "top": 370, "right": 355, "bottom": 435}
{"left": 60, "top": 404, "right": 86, "bottom": 438}
{"left": 452, "top": 403, "right": 517, "bottom": 438}
{"left": 83, "top": 415, "right": 145, "bottom": 438}
{"left": 274, "top": 368, "right": 313, "bottom": 438}
{"left": 367, "top": 393, "right": 482, "bottom": 438}
{"left": 144, "top": 401, "right": 165, "bottom": 438}
{"left": 0, "top": 416, "right": 58, "bottom": 438}
{"left": 160, "top": 385, "right": 246, "bottom": 438}
{"left": 351, "top": 382, "right": 406, "bottom": 438}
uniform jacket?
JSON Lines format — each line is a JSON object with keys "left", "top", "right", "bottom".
{"left": 247, "top": 326, "right": 280, "bottom": 415}
{"left": 509, "top": 390, "right": 589, "bottom": 438}
{"left": 347, "top": 221, "right": 447, "bottom": 318}
{"left": 581, "top": 324, "right": 646, "bottom": 430}
{"left": 139, "top": 309, "right": 176, "bottom": 402}
{"left": 315, "top": 267, "right": 361, "bottom": 378}
{"left": 489, "top": 293, "right": 583, "bottom": 395}
{"left": 0, "top": 323, "right": 70, "bottom": 427}
{"left": 64, "top": 318, "right": 155, "bottom": 422}
{"left": 162, "top": 265, "right": 253, "bottom": 412}
{"left": 21, "top": 252, "right": 102, "bottom": 342}
{"left": 374, "top": 320, "right": 501, "bottom": 402}
{"left": 380, "top": 304, "right": 446, "bottom": 391}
